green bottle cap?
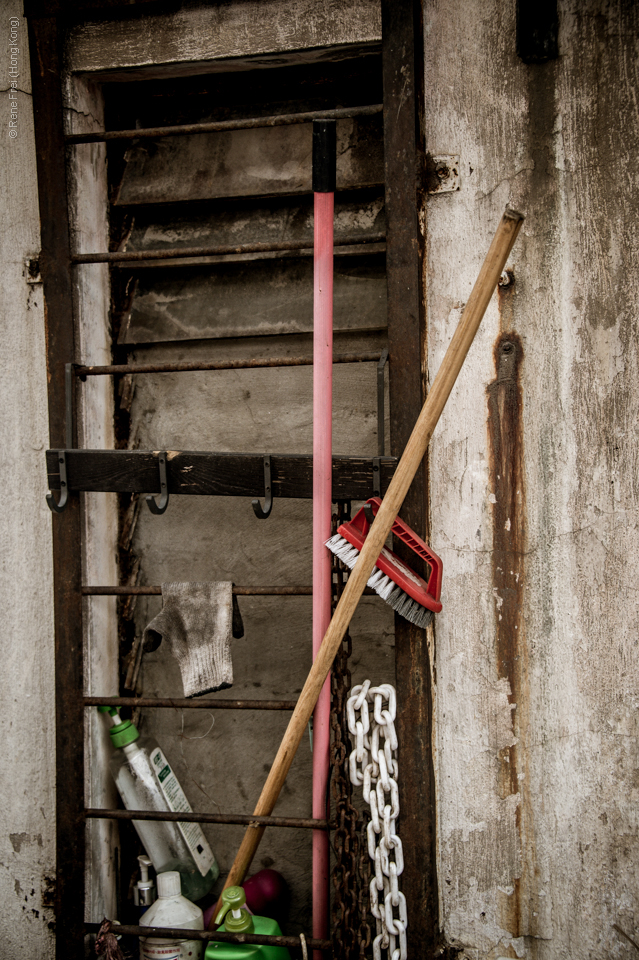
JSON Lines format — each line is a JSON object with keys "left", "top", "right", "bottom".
{"left": 97, "top": 706, "right": 140, "bottom": 749}
{"left": 215, "top": 886, "right": 254, "bottom": 933}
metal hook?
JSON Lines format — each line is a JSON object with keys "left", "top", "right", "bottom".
{"left": 146, "top": 452, "right": 169, "bottom": 515}
{"left": 252, "top": 455, "right": 273, "bottom": 519}
{"left": 47, "top": 450, "right": 69, "bottom": 513}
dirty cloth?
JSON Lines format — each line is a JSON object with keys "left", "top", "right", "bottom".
{"left": 143, "top": 582, "right": 244, "bottom": 697}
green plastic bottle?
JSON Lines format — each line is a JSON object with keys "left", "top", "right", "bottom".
{"left": 205, "top": 886, "right": 291, "bottom": 960}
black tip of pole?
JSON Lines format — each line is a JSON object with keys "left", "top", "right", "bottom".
{"left": 312, "top": 120, "right": 336, "bottom": 193}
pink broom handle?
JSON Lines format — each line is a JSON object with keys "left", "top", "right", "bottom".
{"left": 311, "top": 119, "right": 336, "bottom": 954}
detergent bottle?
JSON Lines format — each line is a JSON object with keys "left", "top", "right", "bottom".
{"left": 98, "top": 706, "right": 219, "bottom": 901}
{"left": 204, "top": 886, "right": 291, "bottom": 960}
{"left": 140, "top": 870, "right": 204, "bottom": 960}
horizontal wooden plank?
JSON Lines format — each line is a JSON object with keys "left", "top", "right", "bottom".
{"left": 123, "top": 252, "right": 386, "bottom": 343}
{"left": 124, "top": 192, "right": 385, "bottom": 255}
{"left": 115, "top": 116, "right": 383, "bottom": 205}
{"left": 46, "top": 449, "right": 397, "bottom": 500}
{"left": 65, "top": 3, "right": 381, "bottom": 79}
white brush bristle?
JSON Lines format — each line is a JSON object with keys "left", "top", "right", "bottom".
{"left": 325, "top": 534, "right": 434, "bottom": 630}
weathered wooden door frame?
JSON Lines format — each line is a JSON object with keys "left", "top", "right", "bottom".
{"left": 382, "top": 1, "right": 438, "bottom": 954}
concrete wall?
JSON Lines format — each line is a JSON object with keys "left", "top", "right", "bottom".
{"left": 425, "top": 2, "right": 639, "bottom": 957}
{"left": 0, "top": 2, "right": 56, "bottom": 955}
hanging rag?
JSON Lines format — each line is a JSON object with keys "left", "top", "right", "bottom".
{"left": 143, "top": 582, "right": 244, "bottom": 697}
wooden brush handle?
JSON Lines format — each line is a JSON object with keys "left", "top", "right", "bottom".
{"left": 209, "top": 207, "right": 524, "bottom": 925}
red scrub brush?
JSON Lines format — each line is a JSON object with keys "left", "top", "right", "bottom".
{"left": 326, "top": 496, "right": 443, "bottom": 628}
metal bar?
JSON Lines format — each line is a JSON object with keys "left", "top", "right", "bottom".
{"left": 377, "top": 347, "right": 389, "bottom": 457}
{"left": 85, "top": 808, "right": 330, "bottom": 830}
{"left": 382, "top": 0, "right": 438, "bottom": 954}
{"left": 84, "top": 922, "right": 331, "bottom": 950}
{"left": 27, "top": 16, "right": 85, "bottom": 958}
{"left": 111, "top": 241, "right": 386, "bottom": 272}
{"left": 85, "top": 696, "right": 297, "bottom": 710}
{"left": 75, "top": 352, "right": 382, "bottom": 377}
{"left": 66, "top": 103, "right": 383, "bottom": 144}
{"left": 82, "top": 585, "right": 374, "bottom": 597}
{"left": 71, "top": 232, "right": 385, "bottom": 265}
{"left": 83, "top": 585, "right": 313, "bottom": 596}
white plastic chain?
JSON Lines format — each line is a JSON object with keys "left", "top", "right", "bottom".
{"left": 347, "top": 681, "right": 407, "bottom": 960}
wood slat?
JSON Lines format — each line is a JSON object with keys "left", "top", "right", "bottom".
{"left": 27, "top": 14, "right": 86, "bottom": 959}
{"left": 46, "top": 449, "right": 397, "bottom": 499}
{"left": 382, "top": 0, "right": 438, "bottom": 955}
{"left": 114, "top": 116, "right": 383, "bottom": 206}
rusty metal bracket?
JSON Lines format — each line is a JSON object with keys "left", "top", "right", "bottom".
{"left": 377, "top": 347, "right": 389, "bottom": 456}
{"left": 496, "top": 338, "right": 517, "bottom": 381}
{"left": 372, "top": 456, "right": 381, "bottom": 498}
{"left": 425, "top": 154, "right": 460, "bottom": 194}
{"left": 145, "top": 452, "right": 169, "bottom": 515}
{"left": 252, "top": 454, "right": 273, "bottom": 519}
{"left": 46, "top": 450, "right": 69, "bottom": 513}
{"left": 46, "top": 364, "right": 75, "bottom": 513}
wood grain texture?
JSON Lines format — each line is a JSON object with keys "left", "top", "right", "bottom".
{"left": 124, "top": 254, "right": 386, "bottom": 344}
{"left": 114, "top": 116, "right": 383, "bottom": 206}
{"left": 66, "top": 1, "right": 382, "bottom": 78}
{"left": 46, "top": 449, "right": 397, "bottom": 500}
{"left": 381, "top": 0, "right": 435, "bottom": 950}
{"left": 124, "top": 193, "right": 385, "bottom": 256}
{"left": 27, "top": 16, "right": 86, "bottom": 959}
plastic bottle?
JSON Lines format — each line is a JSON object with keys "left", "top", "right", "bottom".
{"left": 99, "top": 706, "right": 219, "bottom": 901}
{"left": 140, "top": 870, "right": 204, "bottom": 960}
{"left": 134, "top": 855, "right": 156, "bottom": 919}
{"left": 204, "top": 886, "right": 291, "bottom": 960}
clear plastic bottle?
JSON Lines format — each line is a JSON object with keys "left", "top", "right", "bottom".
{"left": 99, "top": 707, "right": 219, "bottom": 901}
{"left": 140, "top": 870, "right": 204, "bottom": 960}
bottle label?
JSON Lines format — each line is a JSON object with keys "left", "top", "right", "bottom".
{"left": 140, "top": 945, "right": 180, "bottom": 960}
{"left": 150, "top": 747, "right": 215, "bottom": 877}
{"left": 140, "top": 940, "right": 202, "bottom": 959}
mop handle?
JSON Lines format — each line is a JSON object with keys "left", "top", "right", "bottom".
{"left": 210, "top": 206, "right": 524, "bottom": 925}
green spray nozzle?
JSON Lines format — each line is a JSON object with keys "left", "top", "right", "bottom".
{"left": 215, "top": 886, "right": 254, "bottom": 933}
{"left": 98, "top": 705, "right": 140, "bottom": 749}
{"left": 98, "top": 705, "right": 119, "bottom": 718}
